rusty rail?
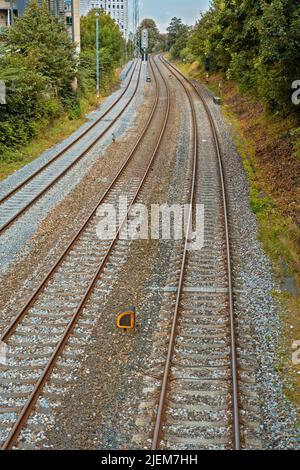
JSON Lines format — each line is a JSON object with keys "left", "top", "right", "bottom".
{"left": 1, "top": 55, "right": 171, "bottom": 450}
{"left": 150, "top": 55, "right": 241, "bottom": 451}
{"left": 0, "top": 60, "right": 140, "bottom": 235}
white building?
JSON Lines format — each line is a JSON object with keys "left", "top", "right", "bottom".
{"left": 0, "top": 1, "right": 81, "bottom": 50}
{"left": 80, "top": 0, "right": 128, "bottom": 38}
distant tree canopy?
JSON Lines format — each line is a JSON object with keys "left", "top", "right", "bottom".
{"left": 166, "top": 17, "right": 189, "bottom": 58}
{"left": 167, "top": 0, "right": 300, "bottom": 115}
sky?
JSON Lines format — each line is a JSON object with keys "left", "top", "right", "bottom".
{"left": 139, "top": 0, "right": 211, "bottom": 32}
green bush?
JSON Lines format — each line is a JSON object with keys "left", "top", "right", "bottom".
{"left": 43, "top": 98, "right": 61, "bottom": 118}
{"left": 290, "top": 127, "right": 300, "bottom": 159}
{"left": 0, "top": 0, "right": 77, "bottom": 160}
{"left": 167, "top": 0, "right": 300, "bottom": 116}
{"left": 0, "top": 3, "right": 127, "bottom": 163}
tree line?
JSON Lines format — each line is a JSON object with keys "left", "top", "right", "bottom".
{"left": 0, "top": 0, "right": 129, "bottom": 162}
{"left": 165, "top": 1, "right": 300, "bottom": 116}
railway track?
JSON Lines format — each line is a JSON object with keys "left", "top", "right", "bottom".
{"left": 145, "top": 56, "right": 241, "bottom": 450}
{"left": 0, "top": 55, "right": 171, "bottom": 449}
{"left": 0, "top": 59, "right": 140, "bottom": 235}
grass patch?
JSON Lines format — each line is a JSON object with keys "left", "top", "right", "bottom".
{"left": 0, "top": 114, "right": 87, "bottom": 180}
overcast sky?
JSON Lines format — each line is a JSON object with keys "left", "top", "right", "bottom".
{"left": 139, "top": 0, "right": 211, "bottom": 32}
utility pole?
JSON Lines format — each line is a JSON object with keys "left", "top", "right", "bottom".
{"left": 95, "top": 12, "right": 100, "bottom": 98}
{"left": 124, "top": 40, "right": 127, "bottom": 64}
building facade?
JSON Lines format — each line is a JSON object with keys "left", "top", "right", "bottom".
{"left": 0, "top": 0, "right": 80, "bottom": 50}
{"left": 63, "top": 0, "right": 81, "bottom": 50}
{"left": 80, "top": 0, "right": 128, "bottom": 38}
{"left": 0, "top": 0, "right": 17, "bottom": 29}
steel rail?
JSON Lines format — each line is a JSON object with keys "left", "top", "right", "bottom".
{"left": 0, "top": 60, "right": 136, "bottom": 206}
{"left": 1, "top": 59, "right": 157, "bottom": 343}
{"left": 163, "top": 57, "right": 240, "bottom": 450}
{"left": 151, "top": 55, "right": 198, "bottom": 450}
{"left": 0, "top": 60, "right": 141, "bottom": 235}
{"left": 152, "top": 55, "right": 241, "bottom": 450}
{"left": 1, "top": 55, "right": 171, "bottom": 450}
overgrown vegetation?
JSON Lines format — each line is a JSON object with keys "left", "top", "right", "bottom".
{"left": 167, "top": 1, "right": 300, "bottom": 116}
{"left": 0, "top": 1, "right": 129, "bottom": 168}
{"left": 165, "top": 3, "right": 300, "bottom": 274}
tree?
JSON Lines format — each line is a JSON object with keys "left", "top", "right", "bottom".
{"left": 167, "top": 18, "right": 188, "bottom": 47}
{"left": 166, "top": 17, "right": 189, "bottom": 59}
{"left": 166, "top": 0, "right": 300, "bottom": 114}
{"left": 79, "top": 9, "right": 125, "bottom": 93}
{"left": 257, "top": 0, "right": 300, "bottom": 112}
{"left": 2, "top": 0, "right": 77, "bottom": 93}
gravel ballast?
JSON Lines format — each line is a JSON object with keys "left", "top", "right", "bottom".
{"left": 14, "top": 56, "right": 192, "bottom": 450}
{"left": 0, "top": 62, "right": 153, "bottom": 336}
{"left": 193, "top": 83, "right": 299, "bottom": 449}
{"left": 0, "top": 60, "right": 298, "bottom": 450}
{"left": 0, "top": 61, "right": 146, "bottom": 275}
